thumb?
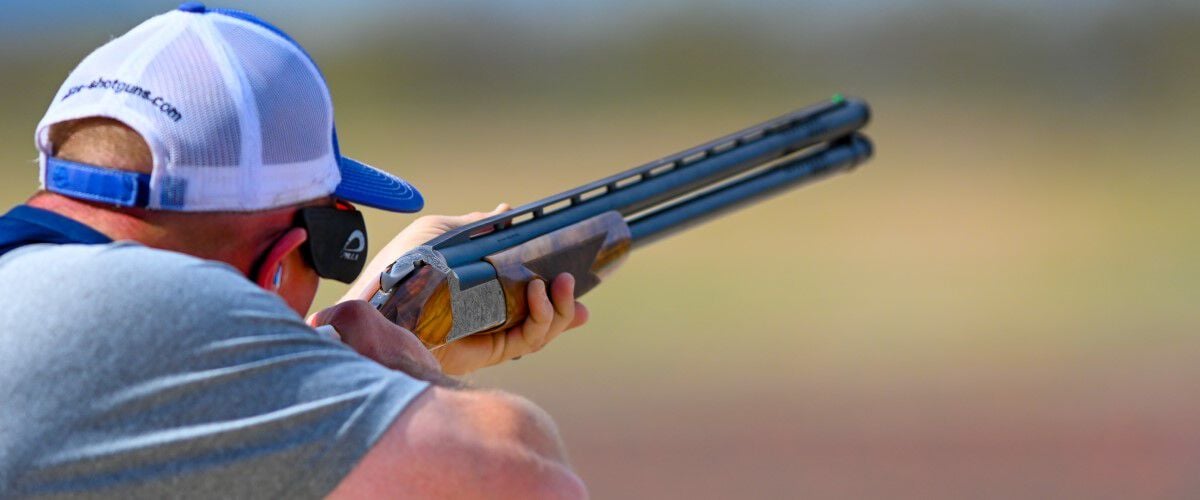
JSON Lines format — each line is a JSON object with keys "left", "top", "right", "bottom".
{"left": 444, "top": 202, "right": 512, "bottom": 227}
{"left": 308, "top": 301, "right": 370, "bottom": 329}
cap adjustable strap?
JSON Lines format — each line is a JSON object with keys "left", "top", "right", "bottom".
{"left": 45, "top": 157, "right": 151, "bottom": 207}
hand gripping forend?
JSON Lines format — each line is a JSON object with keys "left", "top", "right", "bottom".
{"left": 481, "top": 211, "right": 632, "bottom": 334}
{"left": 372, "top": 212, "right": 632, "bottom": 346}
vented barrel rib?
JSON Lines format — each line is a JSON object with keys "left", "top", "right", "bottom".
{"left": 431, "top": 97, "right": 870, "bottom": 269}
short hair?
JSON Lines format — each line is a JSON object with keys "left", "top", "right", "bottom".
{"left": 48, "top": 118, "right": 153, "bottom": 174}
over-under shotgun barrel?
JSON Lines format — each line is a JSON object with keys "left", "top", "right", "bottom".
{"left": 433, "top": 97, "right": 870, "bottom": 271}
{"left": 628, "top": 133, "right": 873, "bottom": 247}
{"left": 448, "top": 132, "right": 874, "bottom": 287}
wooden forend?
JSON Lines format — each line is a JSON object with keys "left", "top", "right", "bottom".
{"left": 483, "top": 211, "right": 632, "bottom": 333}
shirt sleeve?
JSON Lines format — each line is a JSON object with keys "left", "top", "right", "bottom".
{"left": 0, "top": 243, "right": 429, "bottom": 499}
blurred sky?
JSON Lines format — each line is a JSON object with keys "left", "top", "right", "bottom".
{"left": 4, "top": 0, "right": 1198, "bottom": 46}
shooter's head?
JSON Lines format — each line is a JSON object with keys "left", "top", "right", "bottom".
{"left": 32, "top": 3, "right": 425, "bottom": 314}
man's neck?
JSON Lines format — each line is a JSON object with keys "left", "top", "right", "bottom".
{"left": 27, "top": 192, "right": 146, "bottom": 242}
{"left": 24, "top": 192, "right": 264, "bottom": 276}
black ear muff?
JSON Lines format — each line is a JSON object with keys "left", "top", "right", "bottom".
{"left": 297, "top": 207, "right": 368, "bottom": 283}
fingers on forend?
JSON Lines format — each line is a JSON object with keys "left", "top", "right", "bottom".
{"left": 550, "top": 273, "right": 576, "bottom": 313}
{"left": 526, "top": 279, "right": 555, "bottom": 325}
{"left": 568, "top": 302, "right": 589, "bottom": 328}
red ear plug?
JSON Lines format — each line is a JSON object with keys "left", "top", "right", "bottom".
{"left": 255, "top": 227, "right": 308, "bottom": 291}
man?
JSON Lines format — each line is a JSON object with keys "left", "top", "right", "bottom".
{"left": 0, "top": 4, "right": 588, "bottom": 498}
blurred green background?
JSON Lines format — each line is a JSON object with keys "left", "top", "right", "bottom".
{"left": 3, "top": 1, "right": 1198, "bottom": 498}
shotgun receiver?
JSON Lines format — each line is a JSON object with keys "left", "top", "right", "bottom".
{"left": 371, "top": 95, "right": 874, "bottom": 347}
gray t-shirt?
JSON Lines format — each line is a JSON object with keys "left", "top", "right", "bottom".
{"left": 0, "top": 242, "right": 430, "bottom": 498}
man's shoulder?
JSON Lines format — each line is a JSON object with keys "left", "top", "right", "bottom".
{"left": 2, "top": 240, "right": 245, "bottom": 283}
{"left": 1, "top": 241, "right": 273, "bottom": 312}
{"left": 0, "top": 241, "right": 298, "bottom": 352}
{"left": 0, "top": 242, "right": 432, "bottom": 498}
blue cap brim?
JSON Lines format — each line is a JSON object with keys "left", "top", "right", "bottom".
{"left": 334, "top": 157, "right": 424, "bottom": 213}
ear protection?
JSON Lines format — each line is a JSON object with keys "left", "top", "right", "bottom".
{"left": 254, "top": 227, "right": 308, "bottom": 290}
{"left": 253, "top": 203, "right": 369, "bottom": 291}
{"left": 295, "top": 205, "right": 368, "bottom": 283}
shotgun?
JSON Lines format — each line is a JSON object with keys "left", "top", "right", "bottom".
{"left": 370, "top": 95, "right": 874, "bottom": 347}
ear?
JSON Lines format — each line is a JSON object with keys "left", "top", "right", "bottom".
{"left": 255, "top": 227, "right": 308, "bottom": 290}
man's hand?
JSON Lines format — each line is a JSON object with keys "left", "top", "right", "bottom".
{"left": 433, "top": 271, "right": 587, "bottom": 375}
{"left": 308, "top": 301, "right": 451, "bottom": 382}
{"left": 341, "top": 203, "right": 514, "bottom": 303}
{"left": 338, "top": 204, "right": 590, "bottom": 376}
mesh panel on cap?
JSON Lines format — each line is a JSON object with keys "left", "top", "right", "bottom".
{"left": 44, "top": 18, "right": 165, "bottom": 117}
{"left": 138, "top": 26, "right": 241, "bottom": 168}
{"left": 213, "top": 20, "right": 332, "bottom": 166}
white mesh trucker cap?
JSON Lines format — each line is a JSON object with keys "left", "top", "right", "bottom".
{"left": 34, "top": 2, "right": 423, "bottom": 213}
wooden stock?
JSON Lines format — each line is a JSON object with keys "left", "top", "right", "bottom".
{"left": 378, "top": 265, "right": 455, "bottom": 347}
{"left": 482, "top": 211, "right": 632, "bottom": 333}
